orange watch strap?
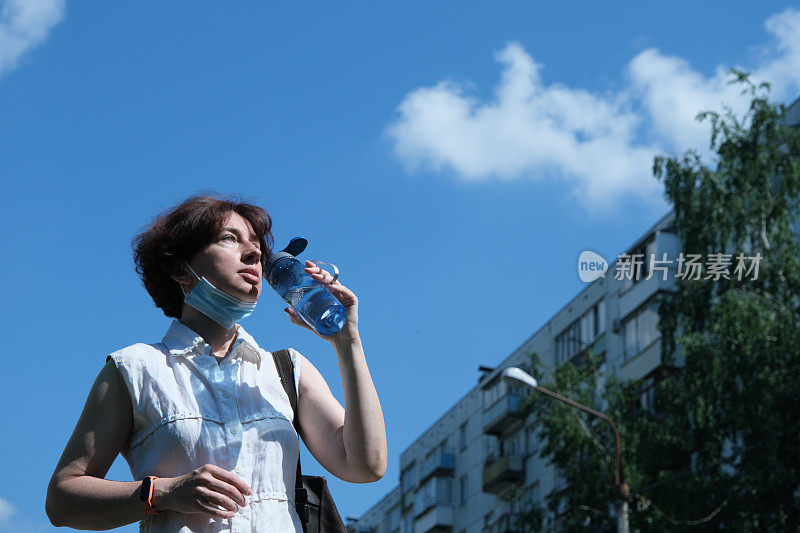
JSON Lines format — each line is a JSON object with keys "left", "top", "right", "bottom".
{"left": 142, "top": 476, "right": 162, "bottom": 515}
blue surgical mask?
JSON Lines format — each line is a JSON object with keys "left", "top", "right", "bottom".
{"left": 180, "top": 263, "right": 257, "bottom": 330}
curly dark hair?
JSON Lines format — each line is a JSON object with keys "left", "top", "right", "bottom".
{"left": 132, "top": 193, "right": 274, "bottom": 318}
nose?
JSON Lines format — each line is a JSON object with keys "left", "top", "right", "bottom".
{"left": 244, "top": 242, "right": 262, "bottom": 266}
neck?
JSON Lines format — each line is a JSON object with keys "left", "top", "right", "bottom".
{"left": 179, "top": 305, "right": 238, "bottom": 358}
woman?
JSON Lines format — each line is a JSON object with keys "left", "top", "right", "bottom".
{"left": 45, "top": 194, "right": 387, "bottom": 531}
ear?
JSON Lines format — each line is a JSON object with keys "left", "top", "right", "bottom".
{"left": 169, "top": 261, "right": 193, "bottom": 286}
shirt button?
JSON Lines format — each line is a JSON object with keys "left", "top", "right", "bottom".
{"left": 221, "top": 390, "right": 231, "bottom": 399}
{"left": 230, "top": 426, "right": 239, "bottom": 436}
{"left": 234, "top": 466, "right": 242, "bottom": 474}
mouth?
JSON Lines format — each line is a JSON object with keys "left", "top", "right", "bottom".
{"left": 239, "top": 269, "right": 261, "bottom": 284}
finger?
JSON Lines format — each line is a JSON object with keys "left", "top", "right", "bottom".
{"left": 195, "top": 485, "right": 240, "bottom": 512}
{"left": 284, "top": 307, "right": 301, "bottom": 324}
{"left": 284, "top": 308, "right": 314, "bottom": 331}
{"left": 206, "top": 482, "right": 246, "bottom": 509}
{"left": 304, "top": 261, "right": 339, "bottom": 283}
{"left": 304, "top": 260, "right": 325, "bottom": 274}
{"left": 325, "top": 282, "right": 356, "bottom": 301}
{"left": 305, "top": 264, "right": 335, "bottom": 283}
{"left": 325, "top": 280, "right": 348, "bottom": 291}
{"left": 195, "top": 498, "right": 236, "bottom": 519}
{"left": 207, "top": 468, "right": 251, "bottom": 503}
{"left": 205, "top": 464, "right": 252, "bottom": 494}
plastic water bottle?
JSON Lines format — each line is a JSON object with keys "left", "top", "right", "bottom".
{"left": 264, "top": 238, "right": 347, "bottom": 336}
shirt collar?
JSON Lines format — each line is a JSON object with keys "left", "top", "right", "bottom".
{"left": 161, "top": 319, "right": 262, "bottom": 368}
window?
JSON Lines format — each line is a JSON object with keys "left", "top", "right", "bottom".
{"left": 638, "top": 301, "right": 660, "bottom": 348}
{"left": 459, "top": 422, "right": 467, "bottom": 450}
{"left": 623, "top": 298, "right": 661, "bottom": 360}
{"left": 437, "top": 478, "right": 453, "bottom": 505}
{"left": 526, "top": 426, "right": 539, "bottom": 456}
{"left": 623, "top": 235, "right": 657, "bottom": 290}
{"left": 637, "top": 368, "right": 679, "bottom": 412}
{"left": 555, "top": 320, "right": 581, "bottom": 365}
{"left": 413, "top": 477, "right": 453, "bottom": 516}
{"left": 387, "top": 505, "right": 401, "bottom": 533}
{"left": 555, "top": 299, "right": 605, "bottom": 365}
{"left": 554, "top": 467, "right": 567, "bottom": 490}
{"left": 484, "top": 434, "right": 500, "bottom": 462}
{"left": 623, "top": 315, "right": 637, "bottom": 357}
{"left": 502, "top": 431, "right": 524, "bottom": 456}
{"left": 484, "top": 377, "right": 526, "bottom": 409}
{"left": 459, "top": 474, "right": 468, "bottom": 505}
{"left": 523, "top": 482, "right": 540, "bottom": 508}
{"left": 580, "top": 308, "right": 596, "bottom": 345}
{"left": 483, "top": 383, "right": 500, "bottom": 408}
{"left": 401, "top": 464, "right": 417, "bottom": 493}
{"left": 403, "top": 512, "right": 413, "bottom": 533}
{"left": 506, "top": 382, "right": 524, "bottom": 396}
{"left": 640, "top": 375, "right": 656, "bottom": 410}
{"left": 438, "top": 439, "right": 449, "bottom": 455}
{"left": 596, "top": 299, "right": 606, "bottom": 334}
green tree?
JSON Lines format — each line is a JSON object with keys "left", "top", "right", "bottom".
{"left": 520, "top": 73, "right": 800, "bottom": 531}
{"left": 520, "top": 351, "right": 640, "bottom": 532}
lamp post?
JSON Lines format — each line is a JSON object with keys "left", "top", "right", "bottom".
{"left": 501, "top": 367, "right": 629, "bottom": 533}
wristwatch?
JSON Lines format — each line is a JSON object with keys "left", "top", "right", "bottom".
{"left": 139, "top": 476, "right": 162, "bottom": 515}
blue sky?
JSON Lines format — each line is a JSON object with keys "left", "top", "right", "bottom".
{"left": 2, "top": 1, "right": 800, "bottom": 530}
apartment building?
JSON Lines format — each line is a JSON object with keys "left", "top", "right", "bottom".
{"left": 350, "top": 212, "right": 678, "bottom": 533}
{"left": 351, "top": 97, "right": 800, "bottom": 533}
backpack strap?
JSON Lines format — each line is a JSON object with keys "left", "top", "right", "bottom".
{"left": 272, "top": 349, "right": 301, "bottom": 432}
{"left": 271, "top": 349, "right": 308, "bottom": 525}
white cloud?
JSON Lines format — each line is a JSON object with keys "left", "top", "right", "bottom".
{"left": 387, "top": 9, "right": 800, "bottom": 214}
{"left": 0, "top": 0, "right": 65, "bottom": 79}
{"left": 626, "top": 50, "right": 746, "bottom": 154}
{"left": 0, "top": 496, "right": 50, "bottom": 532}
{"left": 0, "top": 496, "right": 16, "bottom": 523}
{"left": 628, "top": 9, "right": 800, "bottom": 155}
{"left": 756, "top": 8, "right": 800, "bottom": 99}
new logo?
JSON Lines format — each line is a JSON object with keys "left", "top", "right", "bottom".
{"left": 578, "top": 250, "right": 608, "bottom": 282}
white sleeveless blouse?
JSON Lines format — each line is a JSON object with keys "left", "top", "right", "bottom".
{"left": 106, "top": 319, "right": 304, "bottom": 532}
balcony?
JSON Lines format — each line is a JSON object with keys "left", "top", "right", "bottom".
{"left": 482, "top": 454, "right": 525, "bottom": 494}
{"left": 419, "top": 451, "right": 455, "bottom": 484}
{"left": 483, "top": 393, "right": 524, "bottom": 436}
{"left": 414, "top": 505, "right": 454, "bottom": 533}
{"left": 620, "top": 337, "right": 661, "bottom": 381}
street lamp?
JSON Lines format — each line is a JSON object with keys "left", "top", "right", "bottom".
{"left": 501, "top": 367, "right": 630, "bottom": 533}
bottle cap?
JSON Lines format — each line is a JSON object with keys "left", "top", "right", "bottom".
{"left": 264, "top": 237, "right": 308, "bottom": 277}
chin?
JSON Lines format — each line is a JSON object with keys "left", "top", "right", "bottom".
{"left": 244, "top": 285, "right": 261, "bottom": 301}
{"left": 228, "top": 282, "right": 260, "bottom": 302}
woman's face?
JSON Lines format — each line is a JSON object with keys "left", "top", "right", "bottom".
{"left": 186, "top": 211, "right": 263, "bottom": 303}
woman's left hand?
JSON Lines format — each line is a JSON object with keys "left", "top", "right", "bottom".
{"left": 283, "top": 260, "right": 360, "bottom": 343}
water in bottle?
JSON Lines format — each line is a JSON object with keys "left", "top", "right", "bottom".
{"left": 264, "top": 238, "right": 347, "bottom": 336}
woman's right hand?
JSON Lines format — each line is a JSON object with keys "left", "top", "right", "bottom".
{"left": 155, "top": 464, "right": 253, "bottom": 519}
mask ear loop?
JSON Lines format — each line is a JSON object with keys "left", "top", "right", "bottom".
{"left": 308, "top": 260, "right": 339, "bottom": 284}
{"left": 178, "top": 262, "right": 200, "bottom": 297}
